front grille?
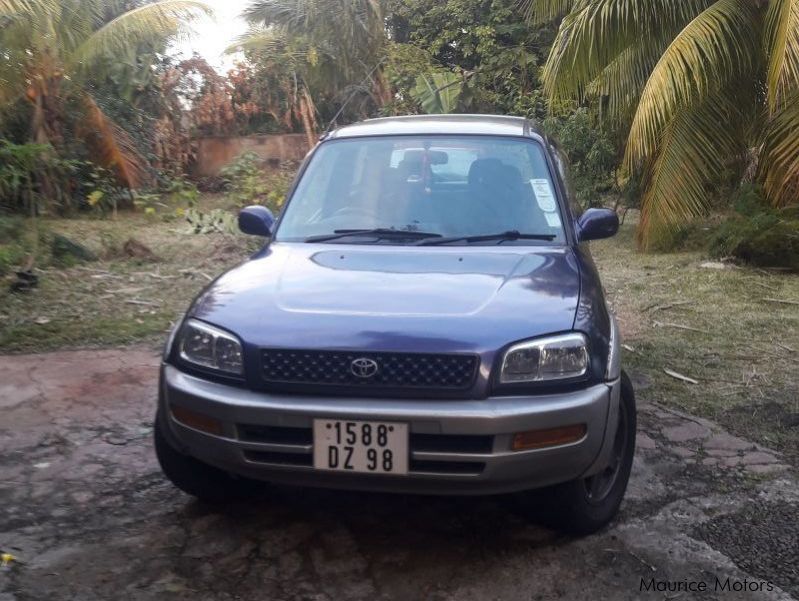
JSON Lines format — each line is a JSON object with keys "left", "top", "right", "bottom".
{"left": 260, "top": 349, "right": 478, "bottom": 392}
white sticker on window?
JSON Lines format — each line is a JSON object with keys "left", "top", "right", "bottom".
{"left": 544, "top": 212, "right": 562, "bottom": 228}
{"left": 530, "top": 179, "right": 556, "bottom": 212}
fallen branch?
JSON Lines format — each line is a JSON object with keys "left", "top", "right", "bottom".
{"left": 653, "top": 321, "right": 709, "bottom": 334}
{"left": 776, "top": 343, "right": 796, "bottom": 353}
{"left": 761, "top": 297, "right": 799, "bottom": 306}
{"left": 179, "top": 269, "right": 213, "bottom": 281}
{"left": 645, "top": 300, "right": 693, "bottom": 313}
{"left": 663, "top": 369, "right": 699, "bottom": 384}
{"left": 628, "top": 550, "right": 657, "bottom": 572}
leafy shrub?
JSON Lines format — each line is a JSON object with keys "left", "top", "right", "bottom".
{"left": 0, "top": 215, "right": 39, "bottom": 275}
{"left": 159, "top": 173, "right": 200, "bottom": 206}
{"left": 219, "top": 152, "right": 293, "bottom": 213}
{"left": 185, "top": 207, "right": 238, "bottom": 235}
{"left": 0, "top": 141, "right": 59, "bottom": 214}
{"left": 542, "top": 109, "right": 617, "bottom": 209}
{"left": 81, "top": 164, "right": 129, "bottom": 216}
{"left": 0, "top": 216, "right": 27, "bottom": 276}
{"left": 50, "top": 234, "right": 98, "bottom": 267}
{"left": 710, "top": 185, "right": 799, "bottom": 270}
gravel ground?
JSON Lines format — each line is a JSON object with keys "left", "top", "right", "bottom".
{"left": 1, "top": 347, "right": 797, "bottom": 600}
{"left": 695, "top": 501, "right": 799, "bottom": 597}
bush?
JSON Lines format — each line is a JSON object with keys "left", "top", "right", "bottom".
{"left": 219, "top": 152, "right": 293, "bottom": 213}
{"left": 542, "top": 109, "right": 617, "bottom": 209}
{"left": 0, "top": 215, "right": 34, "bottom": 275}
{"left": 710, "top": 186, "right": 799, "bottom": 270}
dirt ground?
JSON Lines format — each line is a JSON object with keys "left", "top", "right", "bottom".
{"left": 1, "top": 348, "right": 797, "bottom": 601}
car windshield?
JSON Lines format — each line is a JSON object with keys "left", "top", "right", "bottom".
{"left": 275, "top": 135, "right": 566, "bottom": 245}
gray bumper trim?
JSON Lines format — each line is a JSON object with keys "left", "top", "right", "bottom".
{"left": 160, "top": 365, "right": 616, "bottom": 495}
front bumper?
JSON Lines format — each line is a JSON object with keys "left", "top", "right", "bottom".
{"left": 159, "top": 364, "right": 620, "bottom": 495}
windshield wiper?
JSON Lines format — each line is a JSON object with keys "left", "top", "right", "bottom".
{"left": 415, "top": 230, "right": 557, "bottom": 246}
{"left": 305, "top": 228, "right": 443, "bottom": 243}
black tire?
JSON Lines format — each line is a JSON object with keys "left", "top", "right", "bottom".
{"left": 154, "top": 410, "right": 261, "bottom": 503}
{"left": 538, "top": 371, "right": 637, "bottom": 535}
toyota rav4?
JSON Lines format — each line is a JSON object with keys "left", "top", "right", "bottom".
{"left": 154, "top": 115, "right": 636, "bottom": 535}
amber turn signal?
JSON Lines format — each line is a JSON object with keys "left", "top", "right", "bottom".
{"left": 512, "top": 424, "right": 587, "bottom": 451}
{"left": 171, "top": 405, "right": 224, "bottom": 436}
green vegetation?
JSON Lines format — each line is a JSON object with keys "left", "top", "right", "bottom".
{"left": 218, "top": 152, "right": 294, "bottom": 213}
{"left": 0, "top": 195, "right": 256, "bottom": 351}
{"left": 592, "top": 223, "right": 799, "bottom": 463}
{"left": 711, "top": 209, "right": 799, "bottom": 272}
{"left": 529, "top": 0, "right": 799, "bottom": 250}
{"left": 0, "top": 0, "right": 210, "bottom": 210}
{"left": 1, "top": 1, "right": 799, "bottom": 359}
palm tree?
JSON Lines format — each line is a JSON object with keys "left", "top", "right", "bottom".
{"left": 232, "top": 0, "right": 391, "bottom": 140}
{"left": 0, "top": 0, "right": 210, "bottom": 192}
{"left": 526, "top": 0, "right": 799, "bottom": 247}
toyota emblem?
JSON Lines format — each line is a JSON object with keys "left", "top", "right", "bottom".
{"left": 350, "top": 357, "right": 379, "bottom": 378}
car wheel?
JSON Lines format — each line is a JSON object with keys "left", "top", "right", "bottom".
{"left": 539, "top": 371, "right": 637, "bottom": 535}
{"left": 153, "top": 410, "right": 261, "bottom": 503}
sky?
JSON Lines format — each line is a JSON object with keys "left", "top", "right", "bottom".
{"left": 172, "top": 0, "right": 251, "bottom": 72}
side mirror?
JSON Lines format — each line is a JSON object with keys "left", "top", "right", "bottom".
{"left": 576, "top": 208, "right": 619, "bottom": 242}
{"left": 239, "top": 205, "right": 275, "bottom": 237}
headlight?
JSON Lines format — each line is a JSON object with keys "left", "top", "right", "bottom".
{"left": 499, "top": 333, "right": 589, "bottom": 383}
{"left": 178, "top": 319, "right": 244, "bottom": 375}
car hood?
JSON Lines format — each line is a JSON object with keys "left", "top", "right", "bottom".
{"left": 191, "top": 243, "right": 581, "bottom": 353}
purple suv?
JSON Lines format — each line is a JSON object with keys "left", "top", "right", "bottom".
{"left": 155, "top": 115, "right": 636, "bottom": 535}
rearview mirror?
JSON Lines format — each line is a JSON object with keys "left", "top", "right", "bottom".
{"left": 576, "top": 208, "right": 619, "bottom": 242}
{"left": 239, "top": 205, "right": 275, "bottom": 237}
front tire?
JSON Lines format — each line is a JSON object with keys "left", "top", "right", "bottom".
{"left": 154, "top": 410, "right": 261, "bottom": 503}
{"left": 534, "top": 371, "right": 637, "bottom": 535}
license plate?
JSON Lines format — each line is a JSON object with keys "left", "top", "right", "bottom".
{"left": 313, "top": 419, "right": 408, "bottom": 475}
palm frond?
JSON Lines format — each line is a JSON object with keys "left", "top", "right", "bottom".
{"left": 226, "top": 26, "right": 310, "bottom": 62}
{"left": 243, "top": 0, "right": 307, "bottom": 27}
{"left": 518, "top": 0, "right": 575, "bottom": 24}
{"left": 72, "top": 0, "right": 212, "bottom": 69}
{"left": 0, "top": 0, "right": 56, "bottom": 16}
{"left": 542, "top": 0, "right": 713, "bottom": 103}
{"left": 78, "top": 95, "right": 148, "bottom": 190}
{"left": 759, "top": 89, "right": 799, "bottom": 207}
{"left": 637, "top": 90, "right": 747, "bottom": 248}
{"left": 585, "top": 36, "right": 669, "bottom": 123}
{"left": 626, "top": 0, "right": 759, "bottom": 166}
{"left": 242, "top": 0, "right": 384, "bottom": 77}
{"left": 764, "top": 0, "right": 799, "bottom": 112}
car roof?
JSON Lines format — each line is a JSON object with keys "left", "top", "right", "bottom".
{"left": 325, "top": 114, "right": 544, "bottom": 140}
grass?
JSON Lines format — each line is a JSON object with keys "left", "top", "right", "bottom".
{"left": 0, "top": 195, "right": 257, "bottom": 352}
{"left": 1, "top": 206, "right": 797, "bottom": 461}
{"left": 592, "top": 223, "right": 799, "bottom": 463}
